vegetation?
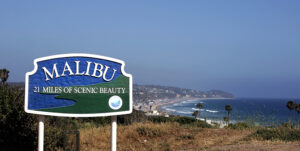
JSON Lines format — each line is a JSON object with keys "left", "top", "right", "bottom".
{"left": 0, "top": 68, "right": 9, "bottom": 85}
{"left": 223, "top": 117, "right": 229, "bottom": 125}
{"left": 225, "top": 104, "right": 232, "bottom": 125}
{"left": 136, "top": 126, "right": 165, "bottom": 137}
{"left": 248, "top": 127, "right": 300, "bottom": 141}
{"left": 286, "top": 100, "right": 295, "bottom": 111}
{"left": 227, "top": 122, "right": 250, "bottom": 130}
{"left": 148, "top": 116, "right": 212, "bottom": 128}
{"left": 192, "top": 111, "right": 199, "bottom": 119}
{"left": 285, "top": 100, "right": 300, "bottom": 124}
{"left": 196, "top": 103, "right": 203, "bottom": 118}
{"left": 79, "top": 122, "right": 251, "bottom": 151}
{"left": 0, "top": 81, "right": 37, "bottom": 150}
{"left": 191, "top": 103, "right": 203, "bottom": 120}
{"left": 0, "top": 68, "right": 73, "bottom": 150}
{"left": 295, "top": 104, "right": 300, "bottom": 119}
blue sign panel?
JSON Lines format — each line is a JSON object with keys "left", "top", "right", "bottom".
{"left": 25, "top": 54, "right": 132, "bottom": 117}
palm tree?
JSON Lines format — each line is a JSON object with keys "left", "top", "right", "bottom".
{"left": 286, "top": 100, "right": 295, "bottom": 123}
{"left": 287, "top": 100, "right": 295, "bottom": 111}
{"left": 196, "top": 103, "right": 203, "bottom": 119}
{"left": 192, "top": 111, "right": 199, "bottom": 119}
{"left": 224, "top": 117, "right": 229, "bottom": 125}
{"left": 295, "top": 104, "right": 300, "bottom": 121}
{"left": 0, "top": 68, "right": 10, "bottom": 85}
{"left": 225, "top": 105, "right": 232, "bottom": 124}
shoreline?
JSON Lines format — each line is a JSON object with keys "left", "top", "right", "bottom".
{"left": 156, "top": 97, "right": 232, "bottom": 113}
{"left": 155, "top": 97, "right": 233, "bottom": 127}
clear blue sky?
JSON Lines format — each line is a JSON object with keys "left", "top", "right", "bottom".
{"left": 0, "top": 0, "right": 299, "bottom": 98}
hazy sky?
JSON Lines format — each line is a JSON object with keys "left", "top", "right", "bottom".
{"left": 0, "top": 1, "right": 299, "bottom": 98}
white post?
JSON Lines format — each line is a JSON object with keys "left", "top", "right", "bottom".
{"left": 38, "top": 116, "right": 45, "bottom": 151}
{"left": 111, "top": 116, "right": 117, "bottom": 151}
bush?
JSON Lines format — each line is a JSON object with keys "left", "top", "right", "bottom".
{"left": 228, "top": 122, "right": 250, "bottom": 130}
{"left": 148, "top": 116, "right": 212, "bottom": 128}
{"left": 174, "top": 116, "right": 197, "bottom": 125}
{"left": 44, "top": 117, "right": 74, "bottom": 151}
{"left": 249, "top": 128, "right": 300, "bottom": 141}
{"left": 0, "top": 83, "right": 71, "bottom": 150}
{"left": 0, "top": 84, "right": 37, "bottom": 150}
{"left": 149, "top": 116, "right": 198, "bottom": 124}
{"left": 148, "top": 116, "right": 170, "bottom": 123}
{"left": 194, "top": 120, "right": 212, "bottom": 128}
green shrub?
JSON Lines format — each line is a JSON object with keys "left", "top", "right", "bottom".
{"left": 281, "top": 122, "right": 293, "bottom": 129}
{"left": 45, "top": 123, "right": 66, "bottom": 151}
{"left": 148, "top": 116, "right": 212, "bottom": 128}
{"left": 174, "top": 116, "right": 197, "bottom": 125}
{"left": 228, "top": 122, "right": 250, "bottom": 130}
{"left": 0, "top": 83, "right": 73, "bottom": 150}
{"left": 249, "top": 128, "right": 300, "bottom": 141}
{"left": 0, "top": 84, "right": 37, "bottom": 150}
{"left": 44, "top": 117, "right": 75, "bottom": 151}
{"left": 199, "top": 121, "right": 212, "bottom": 128}
{"left": 149, "top": 116, "right": 170, "bottom": 123}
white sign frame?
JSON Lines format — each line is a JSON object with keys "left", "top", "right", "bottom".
{"left": 25, "top": 53, "right": 133, "bottom": 117}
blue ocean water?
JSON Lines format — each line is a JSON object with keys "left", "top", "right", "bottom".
{"left": 161, "top": 98, "right": 300, "bottom": 126}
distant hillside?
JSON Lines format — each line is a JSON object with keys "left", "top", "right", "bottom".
{"left": 133, "top": 84, "right": 234, "bottom": 104}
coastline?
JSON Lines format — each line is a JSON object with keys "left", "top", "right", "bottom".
{"left": 155, "top": 97, "right": 233, "bottom": 127}
{"left": 155, "top": 97, "right": 200, "bottom": 111}
{"left": 156, "top": 97, "right": 232, "bottom": 113}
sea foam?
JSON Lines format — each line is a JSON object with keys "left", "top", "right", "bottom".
{"left": 176, "top": 111, "right": 193, "bottom": 114}
{"left": 206, "top": 109, "right": 219, "bottom": 113}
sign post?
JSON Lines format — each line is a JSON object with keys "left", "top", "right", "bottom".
{"left": 111, "top": 116, "right": 117, "bottom": 151}
{"left": 38, "top": 116, "right": 45, "bottom": 151}
{"left": 25, "top": 54, "right": 132, "bottom": 151}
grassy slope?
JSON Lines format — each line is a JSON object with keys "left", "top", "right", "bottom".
{"left": 40, "top": 75, "right": 129, "bottom": 113}
{"left": 80, "top": 122, "right": 250, "bottom": 151}
{"left": 79, "top": 122, "right": 300, "bottom": 151}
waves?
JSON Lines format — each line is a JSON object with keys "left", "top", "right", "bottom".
{"left": 206, "top": 109, "right": 219, "bottom": 113}
{"left": 163, "top": 107, "right": 195, "bottom": 115}
{"left": 164, "top": 107, "right": 218, "bottom": 115}
{"left": 160, "top": 98, "right": 300, "bottom": 126}
{"left": 176, "top": 111, "right": 194, "bottom": 114}
{"left": 162, "top": 98, "right": 219, "bottom": 115}
{"left": 173, "top": 103, "right": 180, "bottom": 106}
{"left": 164, "top": 108, "right": 176, "bottom": 112}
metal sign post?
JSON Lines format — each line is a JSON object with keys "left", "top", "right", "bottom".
{"left": 111, "top": 116, "right": 117, "bottom": 151}
{"left": 38, "top": 116, "right": 45, "bottom": 151}
{"left": 25, "top": 54, "right": 132, "bottom": 151}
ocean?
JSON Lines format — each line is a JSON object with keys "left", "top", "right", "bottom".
{"left": 161, "top": 98, "right": 300, "bottom": 126}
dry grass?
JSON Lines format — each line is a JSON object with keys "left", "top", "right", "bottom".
{"left": 80, "top": 122, "right": 257, "bottom": 151}
{"left": 80, "top": 122, "right": 300, "bottom": 151}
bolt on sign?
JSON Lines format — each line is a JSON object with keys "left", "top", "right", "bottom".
{"left": 25, "top": 54, "right": 132, "bottom": 117}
